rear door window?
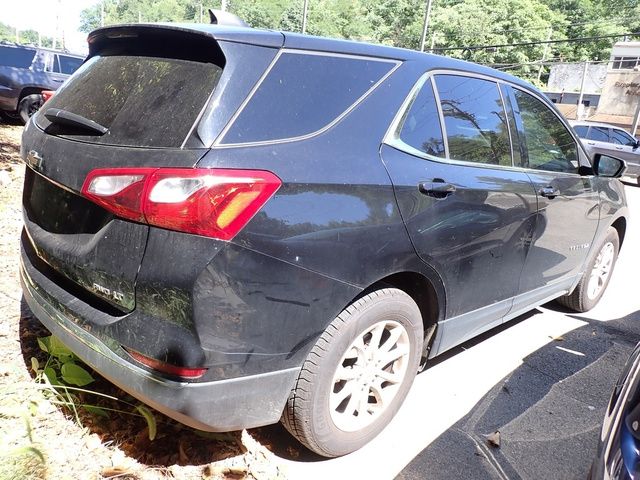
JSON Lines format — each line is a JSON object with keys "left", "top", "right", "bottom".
{"left": 222, "top": 52, "right": 395, "bottom": 144}
{"left": 0, "top": 46, "right": 35, "bottom": 68}
{"left": 38, "top": 55, "right": 223, "bottom": 148}
{"left": 58, "top": 55, "right": 83, "bottom": 75}
{"left": 587, "top": 127, "right": 610, "bottom": 142}
{"left": 397, "top": 78, "right": 446, "bottom": 157}
{"left": 573, "top": 125, "right": 588, "bottom": 138}
{"left": 434, "top": 74, "right": 512, "bottom": 167}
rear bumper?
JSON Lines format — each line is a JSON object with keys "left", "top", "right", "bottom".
{"left": 20, "top": 245, "right": 299, "bottom": 431}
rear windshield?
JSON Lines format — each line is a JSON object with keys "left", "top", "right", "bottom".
{"left": 38, "top": 55, "right": 222, "bottom": 148}
{"left": 0, "top": 45, "right": 35, "bottom": 68}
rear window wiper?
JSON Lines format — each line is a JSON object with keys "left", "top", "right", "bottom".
{"left": 44, "top": 108, "right": 108, "bottom": 136}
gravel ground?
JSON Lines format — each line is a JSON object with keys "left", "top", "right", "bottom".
{"left": 0, "top": 122, "right": 295, "bottom": 480}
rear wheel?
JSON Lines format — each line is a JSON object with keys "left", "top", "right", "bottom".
{"left": 282, "top": 288, "right": 423, "bottom": 457}
{"left": 556, "top": 227, "right": 619, "bottom": 312}
{"left": 18, "top": 94, "right": 43, "bottom": 124}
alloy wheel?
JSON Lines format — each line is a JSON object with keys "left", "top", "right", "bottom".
{"left": 587, "top": 241, "right": 615, "bottom": 300}
{"left": 330, "top": 320, "right": 410, "bottom": 432}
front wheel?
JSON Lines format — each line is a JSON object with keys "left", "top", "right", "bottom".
{"left": 282, "top": 288, "right": 423, "bottom": 457}
{"left": 556, "top": 227, "right": 619, "bottom": 312}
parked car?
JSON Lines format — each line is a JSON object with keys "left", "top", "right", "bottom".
{"left": 20, "top": 22, "right": 629, "bottom": 457}
{"left": 0, "top": 42, "right": 83, "bottom": 123}
{"left": 571, "top": 120, "right": 640, "bottom": 185}
{"left": 591, "top": 343, "right": 640, "bottom": 479}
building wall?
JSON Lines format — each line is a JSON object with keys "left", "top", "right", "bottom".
{"left": 611, "top": 41, "right": 640, "bottom": 58}
{"left": 596, "top": 71, "right": 640, "bottom": 117}
{"left": 547, "top": 63, "right": 607, "bottom": 93}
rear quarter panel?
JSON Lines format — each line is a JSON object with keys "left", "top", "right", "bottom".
{"left": 194, "top": 59, "right": 447, "bottom": 357}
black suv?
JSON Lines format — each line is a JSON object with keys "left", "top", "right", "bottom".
{"left": 20, "top": 23, "right": 629, "bottom": 457}
{"left": 0, "top": 43, "right": 83, "bottom": 123}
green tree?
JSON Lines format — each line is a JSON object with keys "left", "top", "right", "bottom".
{"left": 73, "top": 0, "right": 640, "bottom": 87}
{"left": 362, "top": 0, "right": 424, "bottom": 49}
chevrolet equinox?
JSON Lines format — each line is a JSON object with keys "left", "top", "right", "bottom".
{"left": 20, "top": 22, "right": 629, "bottom": 457}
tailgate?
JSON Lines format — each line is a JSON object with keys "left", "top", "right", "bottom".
{"left": 21, "top": 131, "right": 207, "bottom": 312}
{"left": 21, "top": 23, "right": 280, "bottom": 313}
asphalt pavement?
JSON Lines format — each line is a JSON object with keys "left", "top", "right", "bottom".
{"left": 269, "top": 183, "right": 640, "bottom": 480}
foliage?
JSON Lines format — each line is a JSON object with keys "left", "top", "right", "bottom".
{"left": 0, "top": 22, "right": 53, "bottom": 48}
{"left": 33, "top": 335, "right": 157, "bottom": 441}
{"left": 0, "top": 0, "right": 630, "bottom": 81}
{"left": 36, "top": 335, "right": 94, "bottom": 386}
{"left": 70, "top": 0, "right": 640, "bottom": 83}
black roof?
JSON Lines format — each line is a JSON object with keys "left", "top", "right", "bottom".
{"left": 89, "top": 22, "right": 534, "bottom": 91}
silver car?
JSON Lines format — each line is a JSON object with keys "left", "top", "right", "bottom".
{"left": 0, "top": 43, "right": 83, "bottom": 124}
{"left": 570, "top": 120, "right": 640, "bottom": 184}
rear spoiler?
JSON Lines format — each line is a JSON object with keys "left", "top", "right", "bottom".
{"left": 87, "top": 24, "right": 283, "bottom": 61}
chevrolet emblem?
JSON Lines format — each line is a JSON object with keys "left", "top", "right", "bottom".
{"left": 26, "top": 150, "right": 43, "bottom": 171}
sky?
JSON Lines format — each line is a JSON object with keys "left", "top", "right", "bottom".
{"left": 1, "top": 0, "right": 98, "bottom": 54}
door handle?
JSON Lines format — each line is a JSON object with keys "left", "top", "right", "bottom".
{"left": 418, "top": 180, "right": 456, "bottom": 198}
{"left": 587, "top": 141, "right": 595, "bottom": 145}
{"left": 615, "top": 146, "right": 624, "bottom": 150}
{"left": 539, "top": 186, "right": 559, "bottom": 199}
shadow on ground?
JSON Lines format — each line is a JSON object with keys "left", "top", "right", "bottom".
{"left": 20, "top": 288, "right": 638, "bottom": 475}
{"left": 17, "top": 297, "right": 311, "bottom": 468}
{"left": 397, "top": 304, "right": 640, "bottom": 480}
{"left": 0, "top": 120, "right": 23, "bottom": 167}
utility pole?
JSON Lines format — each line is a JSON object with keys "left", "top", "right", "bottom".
{"left": 15, "top": 27, "right": 18, "bottom": 44}
{"left": 430, "top": 32, "right": 436, "bottom": 53}
{"left": 199, "top": 3, "right": 203, "bottom": 23}
{"left": 138, "top": 11, "right": 142, "bottom": 23}
{"left": 101, "top": 2, "right": 105, "bottom": 27}
{"left": 577, "top": 60, "right": 589, "bottom": 120}
{"left": 419, "top": 0, "right": 434, "bottom": 52}
{"left": 221, "top": 0, "right": 228, "bottom": 12}
{"left": 302, "top": 0, "right": 309, "bottom": 34}
{"left": 537, "top": 27, "right": 552, "bottom": 82}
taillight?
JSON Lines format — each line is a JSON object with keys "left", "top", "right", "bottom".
{"left": 41, "top": 90, "right": 55, "bottom": 103}
{"left": 83, "top": 167, "right": 154, "bottom": 222}
{"left": 81, "top": 168, "right": 281, "bottom": 240}
{"left": 124, "top": 347, "right": 208, "bottom": 379}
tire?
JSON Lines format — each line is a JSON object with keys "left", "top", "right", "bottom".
{"left": 18, "top": 94, "right": 43, "bottom": 124}
{"left": 282, "top": 288, "right": 423, "bottom": 457}
{"left": 556, "top": 227, "right": 619, "bottom": 313}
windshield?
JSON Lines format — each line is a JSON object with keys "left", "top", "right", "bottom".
{"left": 38, "top": 55, "right": 222, "bottom": 148}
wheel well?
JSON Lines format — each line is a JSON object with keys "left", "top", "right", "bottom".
{"left": 19, "top": 87, "right": 45, "bottom": 102}
{"left": 612, "top": 217, "right": 627, "bottom": 247}
{"left": 366, "top": 272, "right": 440, "bottom": 348}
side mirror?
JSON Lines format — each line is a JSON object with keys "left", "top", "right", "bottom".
{"left": 593, "top": 153, "right": 627, "bottom": 178}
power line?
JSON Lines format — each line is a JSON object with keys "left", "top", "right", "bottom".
{"left": 433, "top": 32, "right": 639, "bottom": 52}
{"left": 450, "top": 17, "right": 635, "bottom": 38}
{"left": 491, "top": 59, "right": 612, "bottom": 70}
